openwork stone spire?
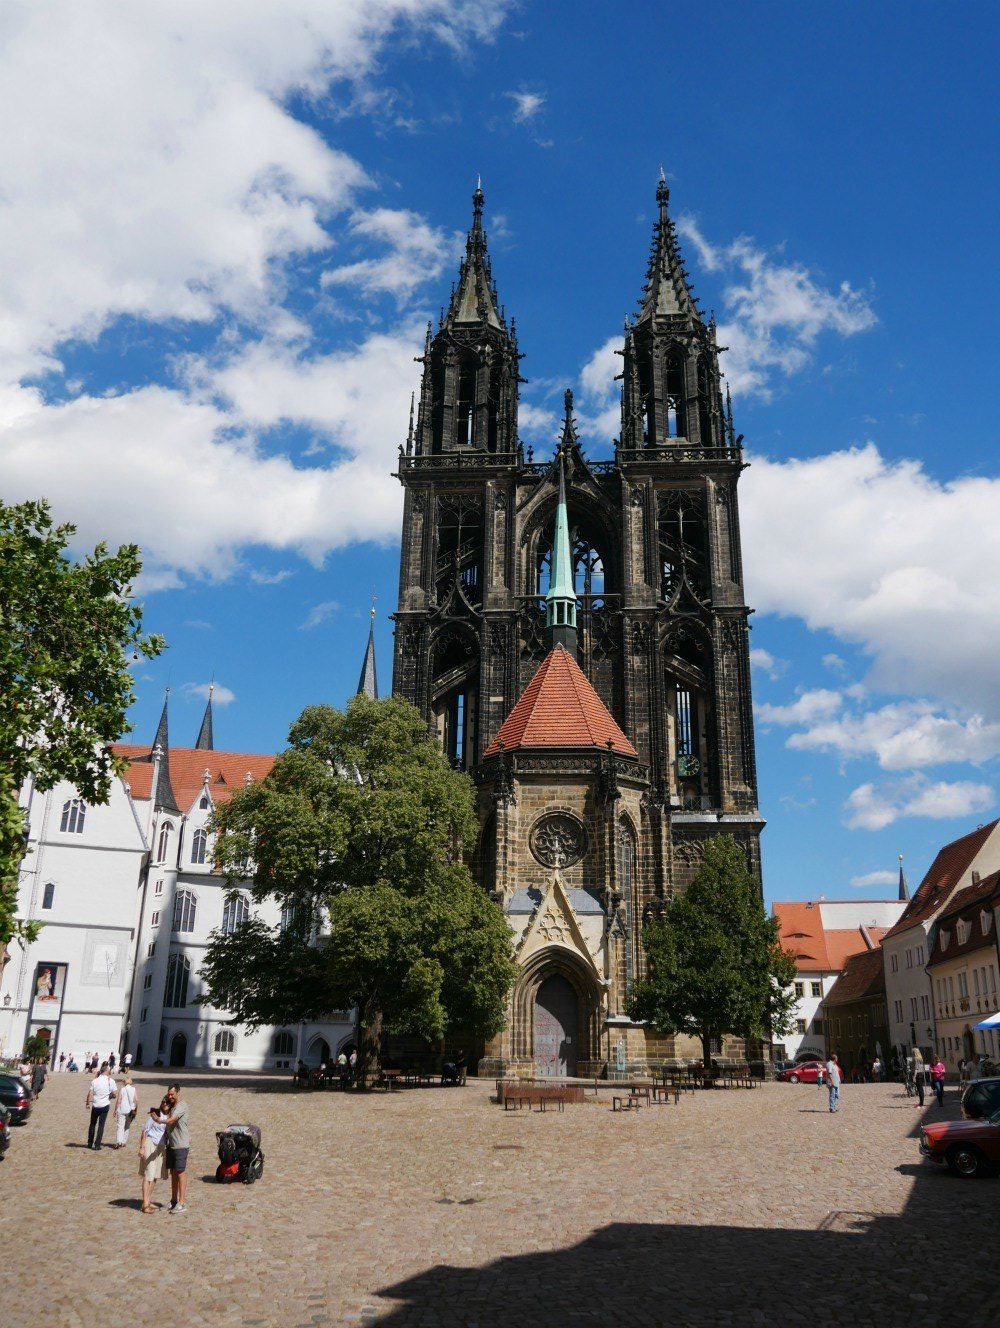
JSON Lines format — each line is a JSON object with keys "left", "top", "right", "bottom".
{"left": 637, "top": 170, "right": 701, "bottom": 325}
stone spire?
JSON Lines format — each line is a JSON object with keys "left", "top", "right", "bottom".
{"left": 149, "top": 689, "right": 179, "bottom": 814}
{"left": 898, "top": 854, "right": 909, "bottom": 902}
{"left": 546, "top": 431, "right": 577, "bottom": 654}
{"left": 445, "top": 179, "right": 502, "bottom": 330}
{"left": 637, "top": 170, "right": 701, "bottom": 325}
{"left": 194, "top": 683, "right": 214, "bottom": 751}
{"left": 357, "top": 604, "right": 378, "bottom": 700}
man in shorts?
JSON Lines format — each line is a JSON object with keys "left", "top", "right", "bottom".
{"left": 161, "top": 1083, "right": 191, "bottom": 1214}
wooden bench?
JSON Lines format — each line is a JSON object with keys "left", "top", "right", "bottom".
{"left": 652, "top": 1083, "right": 681, "bottom": 1105}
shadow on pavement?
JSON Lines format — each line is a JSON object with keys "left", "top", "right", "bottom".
{"left": 372, "top": 1166, "right": 1000, "bottom": 1326}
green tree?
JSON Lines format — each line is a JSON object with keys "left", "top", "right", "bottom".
{"left": 628, "top": 835, "right": 796, "bottom": 1067}
{"left": 0, "top": 499, "right": 164, "bottom": 951}
{"left": 199, "top": 695, "right": 517, "bottom": 1082}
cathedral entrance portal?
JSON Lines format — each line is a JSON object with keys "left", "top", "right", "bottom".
{"left": 534, "top": 973, "right": 578, "bottom": 1076}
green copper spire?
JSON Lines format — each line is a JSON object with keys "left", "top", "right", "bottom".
{"left": 546, "top": 395, "right": 578, "bottom": 653}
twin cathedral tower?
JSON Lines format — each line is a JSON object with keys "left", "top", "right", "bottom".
{"left": 391, "top": 177, "right": 762, "bottom": 1073}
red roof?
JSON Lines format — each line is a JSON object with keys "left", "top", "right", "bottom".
{"left": 824, "top": 947, "right": 886, "bottom": 1007}
{"left": 883, "top": 819, "right": 999, "bottom": 940}
{"left": 115, "top": 744, "right": 275, "bottom": 811}
{"left": 772, "top": 902, "right": 884, "bottom": 973}
{"left": 927, "top": 869, "right": 1000, "bottom": 967}
{"left": 483, "top": 647, "right": 637, "bottom": 758}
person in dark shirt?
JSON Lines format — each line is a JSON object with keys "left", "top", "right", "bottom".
{"left": 31, "top": 1058, "right": 47, "bottom": 1098}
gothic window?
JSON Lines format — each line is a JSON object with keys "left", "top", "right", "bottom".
{"left": 164, "top": 953, "right": 190, "bottom": 1008}
{"left": 60, "top": 798, "right": 86, "bottom": 834}
{"left": 273, "top": 1030, "right": 294, "bottom": 1056}
{"left": 536, "top": 520, "right": 609, "bottom": 600}
{"left": 478, "top": 814, "right": 497, "bottom": 893}
{"left": 658, "top": 489, "right": 709, "bottom": 602}
{"left": 435, "top": 497, "right": 483, "bottom": 607}
{"left": 455, "top": 360, "right": 476, "bottom": 446}
{"left": 618, "top": 824, "right": 637, "bottom": 989}
{"left": 431, "top": 626, "right": 479, "bottom": 771}
{"left": 42, "top": 882, "right": 55, "bottom": 909}
{"left": 665, "top": 350, "right": 686, "bottom": 439}
{"left": 191, "top": 827, "right": 209, "bottom": 865}
{"left": 221, "top": 892, "right": 249, "bottom": 935}
{"left": 675, "top": 689, "right": 696, "bottom": 758}
{"left": 213, "top": 1029, "right": 236, "bottom": 1054}
{"left": 156, "top": 820, "right": 174, "bottom": 863}
{"left": 172, "top": 888, "right": 197, "bottom": 934}
{"left": 697, "top": 357, "right": 713, "bottom": 445}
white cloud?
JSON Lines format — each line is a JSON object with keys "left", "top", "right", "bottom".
{"left": 823, "top": 653, "right": 849, "bottom": 675}
{"left": 785, "top": 700, "right": 1000, "bottom": 771}
{"left": 518, "top": 401, "right": 560, "bottom": 440}
{"left": 249, "top": 568, "right": 294, "bottom": 585}
{"left": 850, "top": 870, "right": 898, "bottom": 888}
{"left": 506, "top": 90, "right": 545, "bottom": 123}
{"left": 677, "top": 218, "right": 875, "bottom": 398}
{"left": 576, "top": 335, "right": 622, "bottom": 440}
{"left": 301, "top": 600, "right": 341, "bottom": 630}
{"left": 183, "top": 682, "right": 236, "bottom": 707}
{"left": 742, "top": 444, "right": 1000, "bottom": 719}
{"left": 755, "top": 689, "right": 843, "bottom": 727}
{"left": 322, "top": 208, "right": 458, "bottom": 302}
{"left": 749, "top": 647, "right": 786, "bottom": 681}
{"left": 843, "top": 777, "right": 995, "bottom": 831}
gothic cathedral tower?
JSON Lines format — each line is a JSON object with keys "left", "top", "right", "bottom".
{"left": 392, "top": 178, "right": 763, "bottom": 1069}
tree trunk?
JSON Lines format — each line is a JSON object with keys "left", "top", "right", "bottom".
{"left": 356, "top": 993, "right": 382, "bottom": 1088}
{"left": 701, "top": 1028, "right": 714, "bottom": 1085}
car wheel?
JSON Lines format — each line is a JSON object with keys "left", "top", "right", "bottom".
{"left": 945, "top": 1144, "right": 986, "bottom": 1178}
{"left": 789, "top": 1074, "right": 800, "bottom": 1084}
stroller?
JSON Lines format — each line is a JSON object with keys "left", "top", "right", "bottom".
{"left": 215, "top": 1123, "right": 264, "bottom": 1184}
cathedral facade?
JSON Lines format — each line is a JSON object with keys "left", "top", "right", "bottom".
{"left": 392, "top": 178, "right": 764, "bottom": 1075}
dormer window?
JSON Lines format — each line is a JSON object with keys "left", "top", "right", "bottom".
{"left": 939, "top": 928, "right": 950, "bottom": 951}
{"left": 956, "top": 919, "right": 969, "bottom": 945}
{"left": 982, "top": 910, "right": 993, "bottom": 936}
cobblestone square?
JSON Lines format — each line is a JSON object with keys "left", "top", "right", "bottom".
{"left": 2, "top": 1069, "right": 994, "bottom": 1327}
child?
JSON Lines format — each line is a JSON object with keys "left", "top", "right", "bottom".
{"left": 138, "top": 1100, "right": 170, "bottom": 1214}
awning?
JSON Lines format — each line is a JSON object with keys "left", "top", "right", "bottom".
{"left": 973, "top": 1011, "right": 1000, "bottom": 1030}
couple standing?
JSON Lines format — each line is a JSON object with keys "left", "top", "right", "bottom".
{"left": 137, "top": 1083, "right": 191, "bottom": 1215}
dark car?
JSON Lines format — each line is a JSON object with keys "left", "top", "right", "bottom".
{"left": 921, "top": 1109, "right": 1000, "bottom": 1178}
{"left": 0, "top": 1072, "right": 33, "bottom": 1124}
{"left": 0, "top": 1102, "right": 11, "bottom": 1158}
{"left": 961, "top": 1076, "right": 1000, "bottom": 1121}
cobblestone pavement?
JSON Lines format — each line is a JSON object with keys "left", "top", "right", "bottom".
{"left": 1, "top": 1069, "right": 995, "bottom": 1327}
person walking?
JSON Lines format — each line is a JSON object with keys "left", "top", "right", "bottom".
{"left": 114, "top": 1072, "right": 138, "bottom": 1148}
{"left": 86, "top": 1061, "right": 116, "bottom": 1150}
{"left": 912, "top": 1048, "right": 926, "bottom": 1106}
{"left": 108, "top": 1052, "right": 116, "bottom": 1073}
{"left": 31, "top": 1057, "right": 47, "bottom": 1099}
{"left": 930, "top": 1056, "right": 946, "bottom": 1107}
{"left": 161, "top": 1084, "right": 190, "bottom": 1214}
{"left": 825, "top": 1054, "right": 842, "bottom": 1113}
{"left": 58, "top": 1051, "right": 66, "bottom": 1073}
{"left": 137, "top": 1101, "right": 169, "bottom": 1214}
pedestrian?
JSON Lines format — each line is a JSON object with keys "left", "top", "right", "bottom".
{"left": 114, "top": 1072, "right": 138, "bottom": 1148}
{"left": 108, "top": 1052, "right": 117, "bottom": 1072}
{"left": 349, "top": 1048, "right": 358, "bottom": 1085}
{"left": 160, "top": 1083, "right": 190, "bottom": 1214}
{"left": 123, "top": 1051, "right": 133, "bottom": 1070}
{"left": 137, "top": 1100, "right": 170, "bottom": 1214}
{"left": 872, "top": 1056, "right": 882, "bottom": 1082}
{"left": 930, "top": 1055, "right": 946, "bottom": 1107}
{"left": 825, "top": 1053, "right": 842, "bottom": 1112}
{"left": 968, "top": 1054, "right": 984, "bottom": 1082}
{"left": 31, "top": 1057, "right": 46, "bottom": 1099}
{"left": 86, "top": 1061, "right": 117, "bottom": 1150}
{"left": 17, "top": 1055, "right": 31, "bottom": 1086}
{"left": 58, "top": 1051, "right": 66, "bottom": 1073}
{"left": 816, "top": 1061, "right": 824, "bottom": 1087}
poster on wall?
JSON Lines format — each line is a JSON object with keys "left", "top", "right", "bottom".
{"left": 30, "top": 962, "right": 68, "bottom": 1021}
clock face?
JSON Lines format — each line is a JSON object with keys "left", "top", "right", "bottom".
{"left": 677, "top": 754, "right": 701, "bottom": 778}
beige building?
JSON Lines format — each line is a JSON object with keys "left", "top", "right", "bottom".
{"left": 927, "top": 870, "right": 1000, "bottom": 1069}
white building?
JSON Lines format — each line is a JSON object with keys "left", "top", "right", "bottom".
{"left": 883, "top": 819, "right": 1000, "bottom": 1061}
{"left": 773, "top": 897, "right": 907, "bottom": 1063}
{"left": 2, "top": 690, "right": 356, "bottom": 1071}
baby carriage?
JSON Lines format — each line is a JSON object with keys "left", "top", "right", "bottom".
{"left": 215, "top": 1123, "right": 264, "bottom": 1184}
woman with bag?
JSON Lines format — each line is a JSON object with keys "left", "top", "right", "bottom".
{"left": 137, "top": 1099, "right": 170, "bottom": 1214}
{"left": 114, "top": 1072, "right": 138, "bottom": 1148}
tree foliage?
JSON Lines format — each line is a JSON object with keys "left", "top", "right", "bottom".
{"left": 200, "top": 696, "right": 517, "bottom": 1078}
{"left": 628, "top": 836, "right": 797, "bottom": 1064}
{"left": 0, "top": 499, "right": 163, "bottom": 948}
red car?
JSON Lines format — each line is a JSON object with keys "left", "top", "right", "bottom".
{"left": 779, "top": 1060, "right": 825, "bottom": 1084}
{"left": 920, "top": 1110, "right": 1000, "bottom": 1178}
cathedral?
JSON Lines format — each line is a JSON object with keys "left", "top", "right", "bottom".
{"left": 392, "top": 177, "right": 763, "bottom": 1076}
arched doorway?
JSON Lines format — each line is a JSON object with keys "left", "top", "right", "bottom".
{"left": 308, "top": 1036, "right": 331, "bottom": 1067}
{"left": 169, "top": 1032, "right": 187, "bottom": 1067}
{"left": 534, "top": 974, "right": 578, "bottom": 1076}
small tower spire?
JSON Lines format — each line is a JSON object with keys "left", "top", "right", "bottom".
{"left": 898, "top": 853, "right": 909, "bottom": 902}
{"left": 149, "top": 688, "right": 179, "bottom": 813}
{"left": 546, "top": 438, "right": 577, "bottom": 655}
{"left": 357, "top": 600, "right": 379, "bottom": 700}
{"left": 194, "top": 682, "right": 215, "bottom": 751}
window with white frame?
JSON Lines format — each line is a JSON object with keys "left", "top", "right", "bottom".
{"left": 156, "top": 820, "right": 174, "bottom": 862}
{"left": 172, "top": 889, "right": 197, "bottom": 934}
{"left": 890, "top": 953, "right": 898, "bottom": 973}
{"left": 910, "top": 996, "right": 918, "bottom": 1018}
{"left": 905, "top": 949, "right": 913, "bottom": 969}
{"left": 956, "top": 919, "right": 969, "bottom": 945}
{"left": 273, "top": 1031, "right": 295, "bottom": 1056}
{"left": 143, "top": 974, "right": 152, "bottom": 990}
{"left": 164, "top": 953, "right": 191, "bottom": 1008}
{"left": 191, "top": 827, "right": 209, "bottom": 865}
{"left": 150, "top": 910, "right": 159, "bottom": 927}
{"left": 794, "top": 981, "right": 804, "bottom": 999}
{"left": 921, "top": 995, "right": 930, "bottom": 1019}
{"left": 154, "top": 879, "right": 163, "bottom": 896}
{"left": 811, "top": 981, "right": 821, "bottom": 998}
{"left": 60, "top": 798, "right": 86, "bottom": 834}
{"left": 147, "top": 941, "right": 155, "bottom": 958}
{"left": 958, "top": 971, "right": 969, "bottom": 998}
{"left": 213, "top": 1029, "right": 236, "bottom": 1054}
{"left": 916, "top": 944, "right": 925, "bottom": 965}
{"left": 221, "top": 893, "right": 249, "bottom": 936}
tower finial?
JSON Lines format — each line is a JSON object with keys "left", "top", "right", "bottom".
{"left": 656, "top": 166, "right": 669, "bottom": 209}
{"left": 545, "top": 449, "right": 577, "bottom": 655}
{"left": 357, "top": 600, "right": 378, "bottom": 700}
{"left": 472, "top": 177, "right": 484, "bottom": 228}
{"left": 195, "top": 680, "right": 215, "bottom": 751}
{"left": 897, "top": 853, "right": 909, "bottom": 902}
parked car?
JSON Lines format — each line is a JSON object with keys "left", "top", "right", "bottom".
{"left": 0, "top": 1072, "right": 33, "bottom": 1124}
{"left": 779, "top": 1060, "right": 824, "bottom": 1084}
{"left": 920, "top": 1109, "right": 1000, "bottom": 1178}
{"left": 961, "top": 1077, "right": 1000, "bottom": 1121}
{"left": 0, "top": 1102, "right": 11, "bottom": 1158}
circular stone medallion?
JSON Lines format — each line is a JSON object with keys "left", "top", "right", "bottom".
{"left": 530, "top": 813, "right": 587, "bottom": 869}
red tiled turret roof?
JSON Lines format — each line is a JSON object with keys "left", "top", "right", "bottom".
{"left": 483, "top": 647, "right": 637, "bottom": 758}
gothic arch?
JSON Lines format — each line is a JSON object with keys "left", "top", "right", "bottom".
{"left": 510, "top": 947, "right": 602, "bottom": 1066}
{"left": 428, "top": 621, "right": 480, "bottom": 770}
{"left": 518, "top": 493, "right": 618, "bottom": 601}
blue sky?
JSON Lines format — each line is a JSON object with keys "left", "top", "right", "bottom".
{"left": 1, "top": 2, "right": 997, "bottom": 907}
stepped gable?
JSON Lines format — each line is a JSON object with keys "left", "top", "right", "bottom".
{"left": 115, "top": 744, "right": 275, "bottom": 810}
{"left": 883, "top": 819, "right": 999, "bottom": 939}
{"left": 483, "top": 646, "right": 636, "bottom": 758}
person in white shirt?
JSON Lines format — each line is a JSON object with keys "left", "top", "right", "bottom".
{"left": 825, "top": 1055, "right": 842, "bottom": 1113}
{"left": 85, "top": 1062, "right": 116, "bottom": 1151}
{"left": 137, "top": 1100, "right": 170, "bottom": 1214}
{"left": 113, "top": 1073, "right": 139, "bottom": 1148}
